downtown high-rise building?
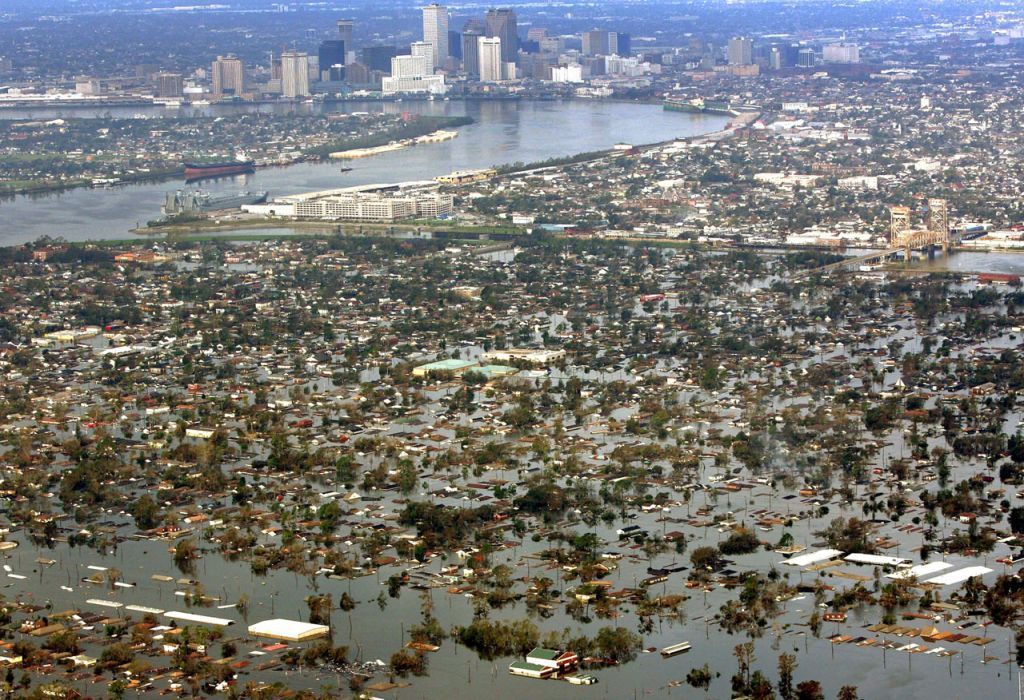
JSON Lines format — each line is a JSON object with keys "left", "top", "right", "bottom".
{"left": 318, "top": 40, "right": 346, "bottom": 80}
{"left": 281, "top": 51, "right": 310, "bottom": 98}
{"left": 727, "top": 36, "right": 754, "bottom": 66}
{"left": 462, "top": 19, "right": 485, "bottom": 77}
{"left": 485, "top": 8, "right": 518, "bottom": 63}
{"left": 211, "top": 55, "right": 244, "bottom": 97}
{"left": 362, "top": 45, "right": 398, "bottom": 73}
{"left": 478, "top": 36, "right": 503, "bottom": 81}
{"left": 422, "top": 3, "right": 449, "bottom": 69}
{"left": 337, "top": 19, "right": 354, "bottom": 62}
{"left": 154, "top": 72, "right": 184, "bottom": 97}
{"left": 582, "top": 29, "right": 610, "bottom": 56}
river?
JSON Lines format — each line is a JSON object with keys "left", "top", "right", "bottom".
{"left": 0, "top": 99, "right": 729, "bottom": 247}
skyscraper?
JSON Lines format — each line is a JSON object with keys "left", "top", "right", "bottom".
{"left": 727, "top": 37, "right": 753, "bottom": 66}
{"left": 422, "top": 3, "right": 449, "bottom": 70}
{"left": 616, "top": 33, "right": 631, "bottom": 57}
{"left": 211, "top": 55, "right": 244, "bottom": 97}
{"left": 318, "top": 40, "right": 346, "bottom": 80}
{"left": 281, "top": 51, "right": 310, "bottom": 98}
{"left": 462, "top": 20, "right": 485, "bottom": 78}
{"left": 154, "top": 72, "right": 184, "bottom": 97}
{"left": 485, "top": 8, "right": 518, "bottom": 63}
{"left": 337, "top": 20, "right": 355, "bottom": 63}
{"left": 582, "top": 30, "right": 610, "bottom": 56}
{"left": 478, "top": 36, "right": 503, "bottom": 81}
{"left": 362, "top": 45, "right": 398, "bottom": 73}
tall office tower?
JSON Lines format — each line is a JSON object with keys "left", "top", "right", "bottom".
{"left": 727, "top": 36, "right": 753, "bottom": 65}
{"left": 392, "top": 52, "right": 431, "bottom": 79}
{"left": 318, "top": 40, "right": 346, "bottom": 80}
{"left": 527, "top": 27, "right": 547, "bottom": 42}
{"left": 797, "top": 48, "right": 816, "bottom": 68}
{"left": 336, "top": 20, "right": 355, "bottom": 63}
{"left": 448, "top": 31, "right": 462, "bottom": 60}
{"left": 0, "top": 57, "right": 11, "bottom": 76}
{"left": 478, "top": 36, "right": 503, "bottom": 81}
{"left": 769, "top": 43, "right": 799, "bottom": 69}
{"left": 485, "top": 8, "right": 518, "bottom": 63}
{"left": 211, "top": 55, "right": 244, "bottom": 97}
{"left": 154, "top": 72, "right": 184, "bottom": 97}
{"left": 362, "top": 45, "right": 398, "bottom": 73}
{"left": 615, "top": 32, "right": 631, "bottom": 57}
{"left": 462, "top": 20, "right": 485, "bottom": 77}
{"left": 582, "top": 29, "right": 610, "bottom": 56}
{"left": 422, "top": 3, "right": 449, "bottom": 69}
{"left": 281, "top": 51, "right": 310, "bottom": 98}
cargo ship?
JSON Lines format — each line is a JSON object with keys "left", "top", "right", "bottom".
{"left": 183, "top": 160, "right": 256, "bottom": 181}
{"left": 163, "top": 190, "right": 267, "bottom": 215}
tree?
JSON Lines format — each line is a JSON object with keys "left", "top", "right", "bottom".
{"left": 131, "top": 495, "right": 161, "bottom": 530}
{"left": 686, "top": 663, "right": 713, "bottom": 693}
{"left": 690, "top": 546, "right": 721, "bottom": 574}
{"left": 732, "top": 642, "right": 754, "bottom": 696}
{"left": 778, "top": 652, "right": 796, "bottom": 700}
{"left": 173, "top": 538, "right": 198, "bottom": 573}
{"left": 796, "top": 680, "right": 825, "bottom": 700}
{"left": 594, "top": 626, "right": 641, "bottom": 663}
{"left": 837, "top": 686, "right": 859, "bottom": 700}
{"left": 1009, "top": 506, "right": 1024, "bottom": 534}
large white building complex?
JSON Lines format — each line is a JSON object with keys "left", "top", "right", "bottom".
{"left": 382, "top": 43, "right": 447, "bottom": 94}
{"left": 245, "top": 185, "right": 454, "bottom": 222}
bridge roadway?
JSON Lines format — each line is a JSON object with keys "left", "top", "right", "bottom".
{"left": 797, "top": 247, "right": 902, "bottom": 277}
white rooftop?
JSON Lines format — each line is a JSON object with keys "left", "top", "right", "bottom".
{"left": 781, "top": 548, "right": 843, "bottom": 567}
{"left": 844, "top": 553, "right": 910, "bottom": 567}
{"left": 248, "top": 618, "right": 331, "bottom": 642}
{"left": 886, "top": 561, "right": 953, "bottom": 580}
{"left": 922, "top": 566, "right": 993, "bottom": 586}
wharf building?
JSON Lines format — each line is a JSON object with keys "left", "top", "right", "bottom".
{"left": 249, "top": 185, "right": 454, "bottom": 222}
{"left": 292, "top": 190, "right": 453, "bottom": 221}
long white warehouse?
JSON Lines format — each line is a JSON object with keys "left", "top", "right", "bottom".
{"left": 922, "top": 566, "right": 993, "bottom": 586}
{"left": 781, "top": 549, "right": 843, "bottom": 567}
{"left": 886, "top": 561, "right": 954, "bottom": 581}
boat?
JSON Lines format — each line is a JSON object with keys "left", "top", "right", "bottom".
{"left": 660, "top": 641, "right": 692, "bottom": 657}
{"left": 163, "top": 189, "right": 267, "bottom": 215}
{"left": 339, "top": 167, "right": 353, "bottom": 172}
{"left": 183, "top": 160, "right": 256, "bottom": 180}
{"left": 565, "top": 675, "right": 597, "bottom": 685}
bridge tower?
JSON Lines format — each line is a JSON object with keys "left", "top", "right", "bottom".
{"left": 890, "top": 205, "right": 911, "bottom": 242}
{"left": 928, "top": 198, "right": 949, "bottom": 253}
